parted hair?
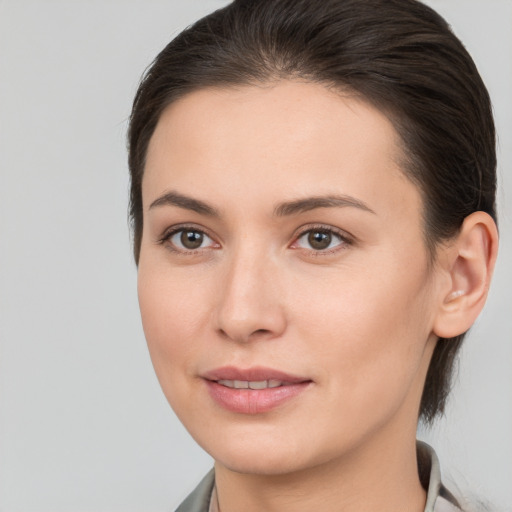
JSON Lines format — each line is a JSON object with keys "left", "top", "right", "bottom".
{"left": 128, "top": 0, "right": 497, "bottom": 423}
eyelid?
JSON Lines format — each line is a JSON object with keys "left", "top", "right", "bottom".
{"left": 157, "top": 223, "right": 221, "bottom": 252}
{"left": 156, "top": 222, "right": 354, "bottom": 255}
{"left": 290, "top": 224, "right": 355, "bottom": 252}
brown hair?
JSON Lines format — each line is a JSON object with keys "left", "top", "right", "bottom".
{"left": 128, "top": 0, "right": 496, "bottom": 423}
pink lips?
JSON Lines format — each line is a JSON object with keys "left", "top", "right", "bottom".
{"left": 202, "top": 366, "right": 312, "bottom": 414}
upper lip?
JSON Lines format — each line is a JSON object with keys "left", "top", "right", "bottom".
{"left": 202, "top": 366, "right": 311, "bottom": 383}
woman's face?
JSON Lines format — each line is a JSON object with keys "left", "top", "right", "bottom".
{"left": 138, "top": 81, "right": 443, "bottom": 475}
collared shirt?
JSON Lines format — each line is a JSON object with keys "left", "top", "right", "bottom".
{"left": 175, "top": 441, "right": 462, "bottom": 512}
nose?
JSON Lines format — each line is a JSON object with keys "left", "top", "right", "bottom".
{"left": 214, "top": 249, "right": 287, "bottom": 344}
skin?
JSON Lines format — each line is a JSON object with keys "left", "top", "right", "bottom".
{"left": 137, "top": 81, "right": 497, "bottom": 512}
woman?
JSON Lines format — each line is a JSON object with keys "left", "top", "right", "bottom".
{"left": 128, "top": 1, "right": 499, "bottom": 511}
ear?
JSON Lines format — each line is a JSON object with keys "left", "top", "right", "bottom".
{"left": 433, "top": 211, "right": 498, "bottom": 339}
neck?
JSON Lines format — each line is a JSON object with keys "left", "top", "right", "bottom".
{"left": 214, "top": 421, "right": 426, "bottom": 512}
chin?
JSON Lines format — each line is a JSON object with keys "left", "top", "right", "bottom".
{"left": 215, "top": 448, "right": 311, "bottom": 476}
{"left": 194, "top": 425, "right": 335, "bottom": 477}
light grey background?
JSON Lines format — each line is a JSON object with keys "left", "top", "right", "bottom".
{"left": 0, "top": 1, "right": 510, "bottom": 511}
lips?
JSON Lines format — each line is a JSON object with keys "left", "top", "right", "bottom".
{"left": 202, "top": 366, "right": 312, "bottom": 414}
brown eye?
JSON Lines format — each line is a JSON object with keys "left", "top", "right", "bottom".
{"left": 180, "top": 230, "right": 203, "bottom": 249}
{"left": 168, "top": 228, "right": 216, "bottom": 251}
{"left": 307, "top": 231, "right": 332, "bottom": 250}
{"left": 294, "top": 228, "right": 348, "bottom": 252}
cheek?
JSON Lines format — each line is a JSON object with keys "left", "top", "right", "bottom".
{"left": 290, "top": 253, "right": 435, "bottom": 415}
{"left": 137, "top": 261, "right": 209, "bottom": 382}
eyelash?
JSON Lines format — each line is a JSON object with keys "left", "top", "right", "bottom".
{"left": 291, "top": 224, "right": 354, "bottom": 255}
{"left": 158, "top": 224, "right": 354, "bottom": 256}
{"left": 158, "top": 224, "right": 219, "bottom": 254}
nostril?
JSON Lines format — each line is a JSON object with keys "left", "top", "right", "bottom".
{"left": 218, "top": 327, "right": 275, "bottom": 344}
{"left": 253, "top": 329, "right": 271, "bottom": 336}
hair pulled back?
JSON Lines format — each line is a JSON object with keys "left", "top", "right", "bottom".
{"left": 128, "top": 0, "right": 497, "bottom": 423}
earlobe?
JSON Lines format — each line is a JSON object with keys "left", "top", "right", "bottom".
{"left": 433, "top": 211, "right": 498, "bottom": 339}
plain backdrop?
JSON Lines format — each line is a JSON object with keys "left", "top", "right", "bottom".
{"left": 0, "top": 1, "right": 511, "bottom": 511}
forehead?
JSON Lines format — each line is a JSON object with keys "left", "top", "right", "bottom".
{"left": 143, "top": 80, "right": 419, "bottom": 220}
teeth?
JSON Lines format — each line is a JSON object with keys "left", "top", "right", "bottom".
{"left": 217, "top": 379, "right": 284, "bottom": 389}
{"left": 248, "top": 380, "right": 267, "bottom": 390}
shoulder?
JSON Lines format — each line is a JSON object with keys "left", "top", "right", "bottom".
{"left": 435, "top": 494, "right": 464, "bottom": 512}
{"left": 418, "top": 441, "right": 463, "bottom": 512}
{"left": 175, "top": 469, "right": 215, "bottom": 512}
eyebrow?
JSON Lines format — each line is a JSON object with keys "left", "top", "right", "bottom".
{"left": 149, "top": 191, "right": 220, "bottom": 217}
{"left": 274, "top": 195, "right": 376, "bottom": 216}
{"left": 148, "top": 190, "right": 375, "bottom": 217}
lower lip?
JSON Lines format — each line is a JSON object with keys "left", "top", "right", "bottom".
{"left": 205, "top": 380, "right": 311, "bottom": 414}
